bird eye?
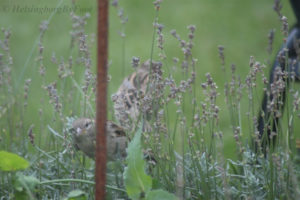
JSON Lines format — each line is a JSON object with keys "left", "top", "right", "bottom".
{"left": 85, "top": 122, "right": 90, "bottom": 128}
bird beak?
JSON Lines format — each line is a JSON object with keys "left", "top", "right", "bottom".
{"left": 76, "top": 127, "right": 85, "bottom": 136}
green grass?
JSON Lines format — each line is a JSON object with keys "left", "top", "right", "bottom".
{"left": 1, "top": 0, "right": 300, "bottom": 199}
{"left": 0, "top": 0, "right": 297, "bottom": 157}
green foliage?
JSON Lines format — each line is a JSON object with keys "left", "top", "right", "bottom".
{"left": 0, "top": 0, "right": 300, "bottom": 199}
{"left": 124, "top": 126, "right": 178, "bottom": 199}
{"left": 64, "top": 190, "right": 88, "bottom": 200}
{"left": 145, "top": 189, "right": 178, "bottom": 200}
{"left": 0, "top": 151, "right": 29, "bottom": 171}
{"left": 124, "top": 126, "right": 152, "bottom": 199}
{"left": 13, "top": 172, "right": 40, "bottom": 200}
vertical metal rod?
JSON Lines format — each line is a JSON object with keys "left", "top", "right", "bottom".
{"left": 96, "top": 0, "right": 108, "bottom": 199}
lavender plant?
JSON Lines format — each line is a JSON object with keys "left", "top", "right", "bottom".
{"left": 0, "top": 0, "right": 300, "bottom": 199}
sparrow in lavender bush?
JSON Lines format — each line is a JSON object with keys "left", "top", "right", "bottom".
{"left": 112, "top": 61, "right": 149, "bottom": 129}
{"left": 70, "top": 118, "right": 128, "bottom": 160}
{"left": 70, "top": 118, "right": 156, "bottom": 165}
{"left": 112, "top": 60, "right": 163, "bottom": 131}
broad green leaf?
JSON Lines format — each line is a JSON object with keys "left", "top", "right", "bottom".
{"left": 152, "top": 178, "right": 164, "bottom": 190}
{"left": 14, "top": 191, "right": 30, "bottom": 200}
{"left": 0, "top": 151, "right": 29, "bottom": 171}
{"left": 124, "top": 126, "right": 152, "bottom": 199}
{"left": 14, "top": 172, "right": 40, "bottom": 191}
{"left": 14, "top": 172, "right": 40, "bottom": 200}
{"left": 63, "top": 189, "right": 87, "bottom": 200}
{"left": 145, "top": 189, "right": 179, "bottom": 200}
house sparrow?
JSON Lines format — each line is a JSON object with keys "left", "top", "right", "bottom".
{"left": 112, "top": 60, "right": 163, "bottom": 131}
{"left": 70, "top": 118, "right": 128, "bottom": 160}
{"left": 112, "top": 61, "right": 149, "bottom": 129}
{"left": 70, "top": 118, "right": 156, "bottom": 165}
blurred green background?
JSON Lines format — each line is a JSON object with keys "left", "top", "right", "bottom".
{"left": 0, "top": 0, "right": 297, "bottom": 157}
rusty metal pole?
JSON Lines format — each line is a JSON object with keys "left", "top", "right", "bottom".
{"left": 96, "top": 0, "right": 108, "bottom": 199}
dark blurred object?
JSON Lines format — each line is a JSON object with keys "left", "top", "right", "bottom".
{"left": 290, "top": 0, "right": 300, "bottom": 24}
{"left": 256, "top": 0, "right": 300, "bottom": 154}
{"left": 297, "top": 139, "right": 300, "bottom": 152}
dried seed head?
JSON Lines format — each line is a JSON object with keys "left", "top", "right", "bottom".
{"left": 131, "top": 56, "right": 140, "bottom": 68}
{"left": 153, "top": 0, "right": 162, "bottom": 10}
{"left": 281, "top": 16, "right": 288, "bottom": 37}
{"left": 27, "top": 124, "right": 35, "bottom": 145}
